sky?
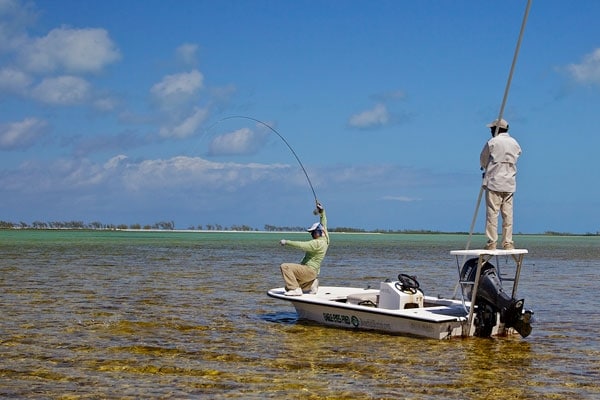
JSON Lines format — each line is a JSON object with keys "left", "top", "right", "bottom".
{"left": 1, "top": 0, "right": 599, "bottom": 234}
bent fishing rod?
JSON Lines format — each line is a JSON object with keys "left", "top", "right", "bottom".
{"left": 204, "top": 115, "right": 319, "bottom": 204}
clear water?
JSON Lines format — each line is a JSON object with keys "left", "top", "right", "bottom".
{"left": 1, "top": 230, "right": 598, "bottom": 399}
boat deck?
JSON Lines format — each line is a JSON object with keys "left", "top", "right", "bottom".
{"left": 268, "top": 286, "right": 468, "bottom": 323}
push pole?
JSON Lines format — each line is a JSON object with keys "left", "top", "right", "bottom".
{"left": 464, "top": 0, "right": 532, "bottom": 253}
{"left": 454, "top": 0, "right": 532, "bottom": 299}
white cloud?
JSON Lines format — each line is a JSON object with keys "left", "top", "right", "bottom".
{"left": 145, "top": 62, "right": 211, "bottom": 141}
{"left": 0, "top": 8, "right": 123, "bottom": 113}
{"left": 0, "top": 117, "right": 47, "bottom": 149}
{"left": 151, "top": 69, "right": 204, "bottom": 99}
{"left": 208, "top": 127, "right": 268, "bottom": 156}
{"left": 0, "top": 0, "right": 36, "bottom": 53}
{"left": 119, "top": 156, "right": 289, "bottom": 191}
{"left": 159, "top": 106, "right": 209, "bottom": 138}
{"left": 382, "top": 195, "right": 420, "bottom": 202}
{"left": 1, "top": 154, "right": 292, "bottom": 194}
{"left": 0, "top": 152, "right": 471, "bottom": 229}
{"left": 372, "top": 89, "right": 406, "bottom": 102}
{"left": 19, "top": 26, "right": 120, "bottom": 73}
{"left": 104, "top": 154, "right": 128, "bottom": 169}
{"left": 0, "top": 6, "right": 121, "bottom": 111}
{"left": 92, "top": 95, "right": 119, "bottom": 112}
{"left": 566, "top": 48, "right": 600, "bottom": 85}
{"left": 30, "top": 75, "right": 91, "bottom": 105}
{"left": 58, "top": 158, "right": 107, "bottom": 186}
{"left": 0, "top": 67, "right": 31, "bottom": 94}
{"left": 348, "top": 103, "right": 389, "bottom": 129}
{"left": 176, "top": 43, "right": 199, "bottom": 66}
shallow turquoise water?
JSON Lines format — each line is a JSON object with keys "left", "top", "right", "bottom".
{"left": 1, "top": 230, "right": 599, "bottom": 399}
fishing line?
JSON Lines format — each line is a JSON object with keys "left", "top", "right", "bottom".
{"left": 203, "top": 115, "right": 318, "bottom": 202}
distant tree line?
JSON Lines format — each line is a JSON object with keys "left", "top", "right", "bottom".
{"left": 0, "top": 220, "right": 264, "bottom": 232}
{"left": 0, "top": 220, "right": 309, "bottom": 232}
{"left": 0, "top": 219, "right": 598, "bottom": 235}
{"left": 263, "top": 224, "right": 306, "bottom": 232}
{"left": 0, "top": 220, "right": 176, "bottom": 230}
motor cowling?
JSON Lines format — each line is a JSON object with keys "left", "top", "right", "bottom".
{"left": 460, "top": 258, "right": 533, "bottom": 338}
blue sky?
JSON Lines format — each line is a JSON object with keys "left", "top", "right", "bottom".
{"left": 1, "top": 0, "right": 599, "bottom": 234}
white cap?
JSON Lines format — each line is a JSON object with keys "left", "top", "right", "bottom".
{"left": 307, "top": 222, "right": 321, "bottom": 232}
{"left": 486, "top": 118, "right": 509, "bottom": 129}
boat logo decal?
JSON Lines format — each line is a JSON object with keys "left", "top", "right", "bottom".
{"left": 323, "top": 312, "right": 360, "bottom": 327}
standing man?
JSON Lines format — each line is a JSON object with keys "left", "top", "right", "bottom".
{"left": 279, "top": 201, "right": 329, "bottom": 296}
{"left": 480, "top": 118, "right": 522, "bottom": 250}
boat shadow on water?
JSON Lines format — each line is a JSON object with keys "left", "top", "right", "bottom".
{"left": 260, "top": 311, "right": 299, "bottom": 325}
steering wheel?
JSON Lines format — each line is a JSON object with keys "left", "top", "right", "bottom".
{"left": 395, "top": 273, "right": 420, "bottom": 294}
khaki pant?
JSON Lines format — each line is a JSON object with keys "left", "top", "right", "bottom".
{"left": 485, "top": 189, "right": 514, "bottom": 248}
{"left": 280, "top": 263, "right": 317, "bottom": 291}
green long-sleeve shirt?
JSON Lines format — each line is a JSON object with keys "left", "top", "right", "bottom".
{"left": 285, "top": 211, "right": 329, "bottom": 274}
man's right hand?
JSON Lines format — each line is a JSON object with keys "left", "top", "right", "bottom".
{"left": 315, "top": 201, "right": 324, "bottom": 213}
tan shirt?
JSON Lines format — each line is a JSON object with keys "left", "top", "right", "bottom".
{"left": 480, "top": 132, "right": 522, "bottom": 193}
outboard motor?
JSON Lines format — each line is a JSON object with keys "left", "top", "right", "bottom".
{"left": 460, "top": 258, "right": 533, "bottom": 338}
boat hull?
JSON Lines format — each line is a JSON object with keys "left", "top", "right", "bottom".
{"left": 268, "top": 287, "right": 478, "bottom": 339}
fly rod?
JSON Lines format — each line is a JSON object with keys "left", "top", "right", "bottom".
{"left": 204, "top": 115, "right": 319, "bottom": 203}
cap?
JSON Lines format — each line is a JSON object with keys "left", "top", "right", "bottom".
{"left": 307, "top": 222, "right": 321, "bottom": 232}
{"left": 486, "top": 118, "right": 509, "bottom": 129}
